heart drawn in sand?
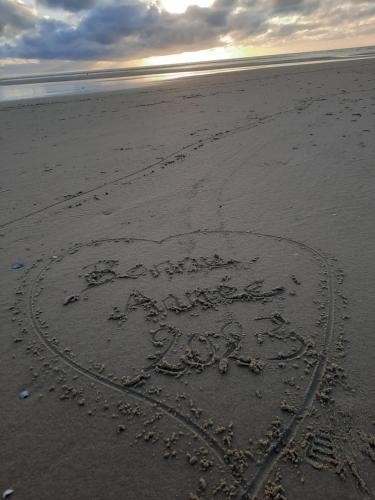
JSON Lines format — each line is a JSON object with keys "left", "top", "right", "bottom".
{"left": 26, "top": 231, "right": 334, "bottom": 496}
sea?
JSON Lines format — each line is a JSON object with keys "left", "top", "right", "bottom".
{"left": 0, "top": 46, "right": 374, "bottom": 102}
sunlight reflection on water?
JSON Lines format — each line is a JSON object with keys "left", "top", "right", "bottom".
{"left": 1, "top": 53, "right": 374, "bottom": 103}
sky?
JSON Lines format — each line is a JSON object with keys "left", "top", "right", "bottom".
{"left": 0, "top": 0, "right": 374, "bottom": 76}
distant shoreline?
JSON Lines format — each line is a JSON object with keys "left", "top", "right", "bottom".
{"left": 1, "top": 45, "right": 374, "bottom": 86}
{"left": 0, "top": 46, "right": 374, "bottom": 102}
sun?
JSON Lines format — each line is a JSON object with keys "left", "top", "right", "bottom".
{"left": 161, "top": 0, "right": 214, "bottom": 14}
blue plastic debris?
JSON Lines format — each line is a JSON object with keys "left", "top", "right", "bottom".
{"left": 19, "top": 390, "right": 30, "bottom": 400}
{"left": 11, "top": 262, "right": 25, "bottom": 270}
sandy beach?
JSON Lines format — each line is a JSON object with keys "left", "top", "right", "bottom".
{"left": 1, "top": 57, "right": 374, "bottom": 499}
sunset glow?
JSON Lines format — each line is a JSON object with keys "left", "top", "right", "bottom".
{"left": 0, "top": 0, "right": 374, "bottom": 77}
{"left": 142, "top": 46, "right": 250, "bottom": 67}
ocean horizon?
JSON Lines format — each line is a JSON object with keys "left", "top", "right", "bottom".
{"left": 1, "top": 45, "right": 374, "bottom": 102}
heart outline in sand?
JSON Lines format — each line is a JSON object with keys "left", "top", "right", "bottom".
{"left": 24, "top": 230, "right": 335, "bottom": 497}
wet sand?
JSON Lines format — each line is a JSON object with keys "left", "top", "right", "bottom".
{"left": 0, "top": 58, "right": 375, "bottom": 499}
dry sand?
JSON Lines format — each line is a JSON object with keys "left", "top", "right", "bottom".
{"left": 0, "top": 58, "right": 375, "bottom": 499}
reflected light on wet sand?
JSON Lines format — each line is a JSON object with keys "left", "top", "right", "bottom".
{"left": 1, "top": 49, "right": 374, "bottom": 103}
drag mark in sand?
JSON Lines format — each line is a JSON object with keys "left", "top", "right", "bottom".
{"left": 0, "top": 112, "right": 282, "bottom": 229}
{"left": 3, "top": 84, "right": 371, "bottom": 230}
{"left": 20, "top": 230, "right": 336, "bottom": 497}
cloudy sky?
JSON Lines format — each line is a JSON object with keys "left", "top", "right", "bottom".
{"left": 0, "top": 0, "right": 374, "bottom": 76}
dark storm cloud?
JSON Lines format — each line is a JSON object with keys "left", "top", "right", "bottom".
{"left": 37, "top": 0, "right": 97, "bottom": 12}
{"left": 326, "top": 3, "right": 375, "bottom": 23}
{"left": 0, "top": 0, "right": 35, "bottom": 35}
{"left": 0, "top": 0, "right": 374, "bottom": 61}
{"left": 271, "top": 0, "right": 321, "bottom": 18}
{"left": 0, "top": 1, "right": 232, "bottom": 60}
{"left": 274, "top": 0, "right": 304, "bottom": 13}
